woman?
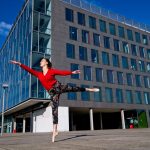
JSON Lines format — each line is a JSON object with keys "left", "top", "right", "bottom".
{"left": 10, "top": 58, "right": 99, "bottom": 142}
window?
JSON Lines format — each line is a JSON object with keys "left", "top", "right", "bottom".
{"left": 122, "top": 56, "right": 128, "bottom": 69}
{"left": 139, "top": 47, "right": 145, "bottom": 58}
{"left": 118, "top": 26, "right": 125, "bottom": 38}
{"left": 113, "top": 39, "right": 120, "bottom": 51}
{"left": 147, "top": 49, "right": 150, "bottom": 59}
{"left": 112, "top": 54, "right": 119, "bottom": 67}
{"left": 93, "top": 33, "right": 100, "bottom": 46}
{"left": 84, "top": 66, "right": 92, "bottom": 81}
{"left": 71, "top": 64, "right": 79, "bottom": 79}
{"left": 135, "top": 32, "right": 141, "bottom": 43}
{"left": 81, "top": 85, "right": 90, "bottom": 101}
{"left": 109, "top": 23, "right": 116, "bottom": 35}
{"left": 138, "top": 60, "right": 145, "bottom": 72}
{"left": 126, "top": 73, "right": 133, "bottom": 86}
{"left": 105, "top": 87, "right": 113, "bottom": 102}
{"left": 127, "top": 29, "right": 133, "bottom": 41}
{"left": 135, "top": 75, "right": 142, "bottom": 87}
{"left": 99, "top": 19, "right": 107, "bottom": 32}
{"left": 65, "top": 8, "right": 74, "bottom": 22}
{"left": 89, "top": 16, "right": 96, "bottom": 29}
{"left": 79, "top": 46, "right": 87, "bottom": 61}
{"left": 147, "top": 62, "right": 150, "bottom": 72}
{"left": 131, "top": 44, "right": 138, "bottom": 56}
{"left": 93, "top": 87, "right": 102, "bottom": 102}
{"left": 66, "top": 43, "right": 75, "bottom": 59}
{"left": 144, "top": 76, "right": 150, "bottom": 88}
{"left": 130, "top": 59, "right": 137, "bottom": 71}
{"left": 135, "top": 91, "right": 142, "bottom": 104}
{"left": 117, "top": 72, "right": 123, "bottom": 85}
{"left": 107, "top": 70, "right": 114, "bottom": 84}
{"left": 142, "top": 34, "right": 148, "bottom": 45}
{"left": 82, "top": 30, "right": 90, "bottom": 44}
{"left": 78, "top": 12, "right": 85, "bottom": 26}
{"left": 68, "top": 83, "right": 77, "bottom": 100}
{"left": 144, "top": 92, "right": 150, "bottom": 104}
{"left": 104, "top": 36, "right": 110, "bottom": 49}
{"left": 69, "top": 26, "right": 77, "bottom": 41}
{"left": 122, "top": 42, "right": 129, "bottom": 54}
{"left": 102, "top": 52, "right": 109, "bottom": 65}
{"left": 126, "top": 90, "right": 133, "bottom": 104}
{"left": 95, "top": 68, "right": 103, "bottom": 82}
{"left": 116, "top": 89, "right": 123, "bottom": 103}
{"left": 91, "top": 49, "right": 99, "bottom": 63}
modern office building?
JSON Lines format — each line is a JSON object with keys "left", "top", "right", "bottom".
{"left": 0, "top": 0, "right": 150, "bottom": 133}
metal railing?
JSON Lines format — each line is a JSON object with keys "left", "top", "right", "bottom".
{"left": 61, "top": 0, "right": 150, "bottom": 33}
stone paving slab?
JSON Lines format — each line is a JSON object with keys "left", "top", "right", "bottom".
{"left": 0, "top": 129, "right": 150, "bottom": 150}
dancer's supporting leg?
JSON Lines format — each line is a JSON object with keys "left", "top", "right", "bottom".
{"left": 51, "top": 94, "right": 60, "bottom": 142}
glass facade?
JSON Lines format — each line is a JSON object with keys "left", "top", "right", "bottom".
{"left": 0, "top": 0, "right": 33, "bottom": 111}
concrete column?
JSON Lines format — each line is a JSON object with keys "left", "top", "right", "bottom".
{"left": 89, "top": 108, "right": 94, "bottom": 130}
{"left": 13, "top": 118, "right": 16, "bottom": 133}
{"left": 146, "top": 109, "right": 150, "bottom": 128}
{"left": 23, "top": 116, "right": 26, "bottom": 133}
{"left": 100, "top": 112, "right": 103, "bottom": 129}
{"left": 121, "top": 109, "right": 126, "bottom": 129}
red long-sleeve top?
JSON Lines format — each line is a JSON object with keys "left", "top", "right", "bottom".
{"left": 20, "top": 64, "right": 72, "bottom": 91}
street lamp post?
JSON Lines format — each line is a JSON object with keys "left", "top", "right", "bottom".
{"left": 1, "top": 84, "right": 8, "bottom": 136}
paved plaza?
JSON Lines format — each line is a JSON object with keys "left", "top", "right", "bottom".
{"left": 0, "top": 129, "right": 150, "bottom": 150}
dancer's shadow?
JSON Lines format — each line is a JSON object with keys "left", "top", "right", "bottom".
{"left": 55, "top": 134, "right": 95, "bottom": 142}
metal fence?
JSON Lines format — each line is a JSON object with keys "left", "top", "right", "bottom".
{"left": 61, "top": 0, "right": 150, "bottom": 33}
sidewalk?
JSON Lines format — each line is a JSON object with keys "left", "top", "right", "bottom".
{"left": 0, "top": 128, "right": 150, "bottom": 150}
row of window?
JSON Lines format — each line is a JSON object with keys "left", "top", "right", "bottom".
{"left": 69, "top": 26, "right": 150, "bottom": 59}
{"left": 66, "top": 8, "right": 149, "bottom": 45}
{"left": 68, "top": 85, "right": 150, "bottom": 105}
{"left": 67, "top": 44, "right": 150, "bottom": 73}
{"left": 70, "top": 63, "right": 150, "bottom": 88}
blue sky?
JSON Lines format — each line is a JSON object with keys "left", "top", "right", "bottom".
{"left": 0, "top": 0, "right": 150, "bottom": 49}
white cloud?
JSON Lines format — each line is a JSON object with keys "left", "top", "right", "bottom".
{"left": 0, "top": 21, "right": 12, "bottom": 37}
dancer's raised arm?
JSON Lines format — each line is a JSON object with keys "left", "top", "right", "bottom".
{"left": 10, "top": 60, "right": 39, "bottom": 77}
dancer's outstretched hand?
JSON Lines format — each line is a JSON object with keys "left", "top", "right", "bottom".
{"left": 10, "top": 60, "right": 21, "bottom": 66}
{"left": 72, "top": 70, "right": 81, "bottom": 74}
